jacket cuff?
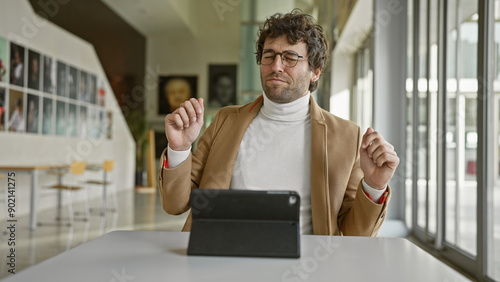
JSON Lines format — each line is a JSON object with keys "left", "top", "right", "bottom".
{"left": 167, "top": 145, "right": 191, "bottom": 168}
{"left": 361, "top": 179, "right": 388, "bottom": 204}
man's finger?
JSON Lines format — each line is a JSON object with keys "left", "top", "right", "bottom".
{"left": 362, "top": 127, "right": 374, "bottom": 148}
{"left": 182, "top": 99, "right": 198, "bottom": 123}
{"left": 371, "top": 145, "right": 397, "bottom": 164}
{"left": 196, "top": 98, "right": 204, "bottom": 118}
{"left": 176, "top": 107, "right": 190, "bottom": 128}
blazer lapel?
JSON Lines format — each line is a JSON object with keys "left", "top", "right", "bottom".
{"left": 309, "top": 97, "right": 332, "bottom": 235}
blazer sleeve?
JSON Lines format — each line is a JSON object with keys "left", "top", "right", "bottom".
{"left": 337, "top": 126, "right": 391, "bottom": 236}
{"left": 340, "top": 182, "right": 391, "bottom": 236}
{"left": 157, "top": 110, "right": 223, "bottom": 215}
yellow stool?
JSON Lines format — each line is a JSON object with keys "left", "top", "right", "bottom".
{"left": 86, "top": 160, "right": 117, "bottom": 215}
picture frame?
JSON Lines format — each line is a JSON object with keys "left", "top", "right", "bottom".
{"left": 10, "top": 43, "right": 25, "bottom": 87}
{"left": 208, "top": 64, "right": 237, "bottom": 108}
{"left": 56, "top": 61, "right": 67, "bottom": 97}
{"left": 42, "top": 97, "right": 53, "bottom": 135}
{"left": 27, "top": 50, "right": 41, "bottom": 90}
{"left": 158, "top": 75, "right": 197, "bottom": 115}
{"left": 8, "top": 89, "right": 24, "bottom": 132}
{"left": 26, "top": 93, "right": 40, "bottom": 133}
{"left": 43, "top": 55, "right": 55, "bottom": 94}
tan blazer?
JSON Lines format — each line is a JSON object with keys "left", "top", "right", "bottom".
{"left": 158, "top": 96, "right": 390, "bottom": 236}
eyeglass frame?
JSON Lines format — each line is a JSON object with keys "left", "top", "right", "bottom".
{"left": 256, "top": 50, "right": 308, "bottom": 68}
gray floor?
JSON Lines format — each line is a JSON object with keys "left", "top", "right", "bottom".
{"left": 0, "top": 188, "right": 188, "bottom": 279}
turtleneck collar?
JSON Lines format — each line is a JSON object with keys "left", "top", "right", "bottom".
{"left": 260, "top": 92, "right": 311, "bottom": 122}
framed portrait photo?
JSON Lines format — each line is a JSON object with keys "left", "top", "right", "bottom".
{"left": 10, "top": 43, "right": 25, "bottom": 87}
{"left": 27, "top": 50, "right": 41, "bottom": 90}
{"left": 26, "top": 93, "right": 40, "bottom": 134}
{"left": 42, "top": 97, "right": 53, "bottom": 135}
{"left": 208, "top": 64, "right": 237, "bottom": 109}
{"left": 43, "top": 55, "right": 56, "bottom": 94}
{"left": 158, "top": 75, "right": 197, "bottom": 115}
{"left": 56, "top": 61, "right": 67, "bottom": 97}
{"left": 68, "top": 66, "right": 78, "bottom": 100}
{"left": 8, "top": 89, "right": 24, "bottom": 132}
{"left": 55, "top": 100, "right": 67, "bottom": 136}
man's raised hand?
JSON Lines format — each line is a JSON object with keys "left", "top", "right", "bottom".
{"left": 164, "top": 98, "right": 204, "bottom": 151}
{"left": 360, "top": 127, "right": 399, "bottom": 190}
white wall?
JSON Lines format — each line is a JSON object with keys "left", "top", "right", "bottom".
{"left": 0, "top": 0, "right": 135, "bottom": 217}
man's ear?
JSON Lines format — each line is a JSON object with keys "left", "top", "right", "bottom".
{"left": 311, "top": 67, "right": 322, "bottom": 83}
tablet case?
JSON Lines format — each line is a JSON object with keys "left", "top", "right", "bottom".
{"left": 187, "top": 189, "right": 300, "bottom": 258}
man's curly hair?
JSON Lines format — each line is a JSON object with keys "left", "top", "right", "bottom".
{"left": 256, "top": 9, "right": 329, "bottom": 92}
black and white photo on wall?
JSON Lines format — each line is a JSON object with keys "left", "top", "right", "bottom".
{"left": 208, "top": 64, "right": 237, "bottom": 108}
{"left": 97, "top": 109, "right": 106, "bottom": 139}
{"left": 42, "top": 97, "right": 53, "bottom": 135}
{"left": 43, "top": 55, "right": 55, "bottom": 94}
{"left": 27, "top": 50, "right": 41, "bottom": 90}
{"left": 10, "top": 43, "right": 25, "bottom": 87}
{"left": 68, "top": 103, "right": 77, "bottom": 137}
{"left": 56, "top": 100, "right": 66, "bottom": 136}
{"left": 69, "top": 66, "right": 78, "bottom": 100}
{"left": 79, "top": 70, "right": 88, "bottom": 102}
{"left": 56, "top": 61, "right": 67, "bottom": 97}
{"left": 78, "top": 105, "right": 88, "bottom": 138}
{"left": 26, "top": 93, "right": 39, "bottom": 133}
{"left": 89, "top": 74, "right": 97, "bottom": 104}
{"left": 158, "top": 75, "right": 197, "bottom": 115}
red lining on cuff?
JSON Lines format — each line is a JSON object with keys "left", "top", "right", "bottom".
{"left": 161, "top": 156, "right": 169, "bottom": 179}
{"left": 364, "top": 189, "right": 387, "bottom": 204}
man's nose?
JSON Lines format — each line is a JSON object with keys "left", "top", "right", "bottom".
{"left": 270, "top": 54, "right": 284, "bottom": 73}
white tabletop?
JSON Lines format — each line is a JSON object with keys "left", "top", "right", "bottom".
{"left": 1, "top": 231, "right": 471, "bottom": 282}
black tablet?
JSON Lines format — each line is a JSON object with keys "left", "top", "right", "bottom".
{"left": 187, "top": 189, "right": 300, "bottom": 258}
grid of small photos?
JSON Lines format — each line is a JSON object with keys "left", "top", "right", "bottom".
{"left": 0, "top": 37, "right": 112, "bottom": 139}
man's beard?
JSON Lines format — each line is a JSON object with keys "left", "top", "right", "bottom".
{"left": 261, "top": 72, "right": 310, "bottom": 103}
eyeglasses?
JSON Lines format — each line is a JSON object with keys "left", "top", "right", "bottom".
{"left": 258, "top": 50, "right": 307, "bottom": 68}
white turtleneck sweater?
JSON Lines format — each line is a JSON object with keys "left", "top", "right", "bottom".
{"left": 230, "top": 92, "right": 313, "bottom": 234}
{"left": 167, "top": 92, "right": 385, "bottom": 235}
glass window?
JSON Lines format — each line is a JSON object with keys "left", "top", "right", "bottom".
{"left": 445, "top": 0, "right": 459, "bottom": 247}
{"left": 416, "top": 0, "right": 428, "bottom": 231}
{"left": 427, "top": 0, "right": 439, "bottom": 236}
{"left": 488, "top": 1, "right": 500, "bottom": 279}
{"left": 405, "top": 0, "right": 414, "bottom": 230}
{"left": 407, "top": 0, "right": 494, "bottom": 278}
{"left": 445, "top": 0, "right": 478, "bottom": 257}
